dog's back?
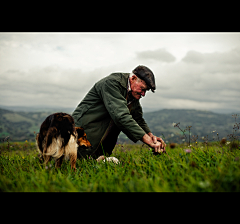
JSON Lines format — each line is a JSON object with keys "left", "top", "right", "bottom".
{"left": 36, "top": 113, "right": 79, "bottom": 170}
{"left": 37, "top": 113, "right": 75, "bottom": 148}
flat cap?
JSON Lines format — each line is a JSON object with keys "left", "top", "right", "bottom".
{"left": 132, "top": 65, "right": 156, "bottom": 92}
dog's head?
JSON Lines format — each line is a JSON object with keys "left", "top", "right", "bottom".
{"left": 55, "top": 113, "right": 74, "bottom": 123}
{"left": 53, "top": 113, "right": 75, "bottom": 129}
{"left": 75, "top": 127, "right": 92, "bottom": 148}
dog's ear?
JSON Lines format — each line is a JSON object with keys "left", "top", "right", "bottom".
{"left": 75, "top": 127, "right": 85, "bottom": 137}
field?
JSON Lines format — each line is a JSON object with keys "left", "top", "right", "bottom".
{"left": 1, "top": 139, "right": 240, "bottom": 192}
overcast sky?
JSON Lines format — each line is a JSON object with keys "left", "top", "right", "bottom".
{"left": 0, "top": 32, "right": 239, "bottom": 114}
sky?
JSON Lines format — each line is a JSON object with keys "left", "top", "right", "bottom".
{"left": 0, "top": 32, "right": 239, "bottom": 114}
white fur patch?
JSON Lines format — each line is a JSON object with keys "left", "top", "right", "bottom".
{"left": 63, "top": 134, "right": 78, "bottom": 160}
{"left": 43, "top": 136, "right": 64, "bottom": 159}
{"left": 43, "top": 135, "right": 78, "bottom": 160}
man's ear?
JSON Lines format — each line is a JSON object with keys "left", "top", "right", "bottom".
{"left": 130, "top": 74, "right": 138, "bottom": 84}
{"left": 131, "top": 74, "right": 138, "bottom": 80}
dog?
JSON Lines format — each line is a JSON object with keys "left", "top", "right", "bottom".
{"left": 36, "top": 112, "right": 91, "bottom": 171}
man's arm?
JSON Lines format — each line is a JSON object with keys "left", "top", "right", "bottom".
{"left": 98, "top": 79, "right": 146, "bottom": 143}
{"left": 131, "top": 103, "right": 166, "bottom": 152}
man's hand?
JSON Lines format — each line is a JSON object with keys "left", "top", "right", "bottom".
{"left": 141, "top": 133, "right": 166, "bottom": 154}
{"left": 149, "top": 132, "right": 166, "bottom": 153}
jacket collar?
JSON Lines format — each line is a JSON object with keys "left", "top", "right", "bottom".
{"left": 118, "top": 73, "right": 130, "bottom": 89}
{"left": 120, "top": 73, "right": 135, "bottom": 104}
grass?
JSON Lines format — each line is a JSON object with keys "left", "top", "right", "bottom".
{"left": 1, "top": 140, "right": 240, "bottom": 192}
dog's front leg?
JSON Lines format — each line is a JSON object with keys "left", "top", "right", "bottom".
{"left": 70, "top": 153, "right": 77, "bottom": 171}
{"left": 55, "top": 155, "right": 64, "bottom": 168}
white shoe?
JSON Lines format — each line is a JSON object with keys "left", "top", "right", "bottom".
{"left": 103, "top": 157, "right": 120, "bottom": 164}
{"left": 96, "top": 156, "right": 120, "bottom": 164}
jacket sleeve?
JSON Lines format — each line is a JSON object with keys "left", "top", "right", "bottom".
{"left": 97, "top": 78, "right": 146, "bottom": 143}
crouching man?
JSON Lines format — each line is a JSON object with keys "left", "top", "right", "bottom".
{"left": 72, "top": 65, "right": 166, "bottom": 159}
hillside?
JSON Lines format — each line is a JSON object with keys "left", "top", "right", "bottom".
{"left": 119, "top": 109, "right": 238, "bottom": 144}
{"left": 0, "top": 108, "right": 239, "bottom": 143}
{"left": 0, "top": 108, "right": 57, "bottom": 141}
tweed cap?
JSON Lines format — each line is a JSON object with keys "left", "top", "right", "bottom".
{"left": 132, "top": 65, "right": 156, "bottom": 92}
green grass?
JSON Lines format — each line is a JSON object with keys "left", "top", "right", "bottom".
{"left": 1, "top": 141, "right": 240, "bottom": 192}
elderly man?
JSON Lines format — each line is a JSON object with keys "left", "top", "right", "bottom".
{"left": 72, "top": 65, "right": 166, "bottom": 159}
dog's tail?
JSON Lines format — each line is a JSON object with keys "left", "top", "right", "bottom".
{"left": 43, "top": 135, "right": 65, "bottom": 159}
{"left": 35, "top": 133, "right": 43, "bottom": 155}
{"left": 35, "top": 133, "right": 40, "bottom": 150}
{"left": 43, "top": 134, "right": 78, "bottom": 161}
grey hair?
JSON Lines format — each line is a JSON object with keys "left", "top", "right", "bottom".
{"left": 129, "top": 72, "right": 134, "bottom": 78}
{"left": 129, "top": 72, "right": 141, "bottom": 82}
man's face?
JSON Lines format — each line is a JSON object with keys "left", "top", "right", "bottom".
{"left": 130, "top": 76, "right": 149, "bottom": 100}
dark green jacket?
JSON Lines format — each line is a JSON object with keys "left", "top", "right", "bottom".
{"left": 72, "top": 73, "right": 151, "bottom": 155}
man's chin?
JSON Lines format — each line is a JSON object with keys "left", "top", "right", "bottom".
{"left": 135, "top": 95, "right": 142, "bottom": 100}
{"left": 132, "top": 94, "right": 142, "bottom": 100}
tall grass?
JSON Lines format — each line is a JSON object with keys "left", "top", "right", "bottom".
{"left": 1, "top": 140, "right": 240, "bottom": 192}
{"left": 1, "top": 113, "right": 239, "bottom": 192}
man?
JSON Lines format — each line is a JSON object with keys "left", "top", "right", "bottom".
{"left": 72, "top": 65, "right": 166, "bottom": 159}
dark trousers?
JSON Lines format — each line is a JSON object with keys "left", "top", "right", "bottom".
{"left": 77, "top": 125, "right": 120, "bottom": 159}
{"left": 94, "top": 125, "right": 121, "bottom": 158}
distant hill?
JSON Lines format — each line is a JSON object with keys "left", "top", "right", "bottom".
{"left": 0, "top": 108, "right": 51, "bottom": 141}
{"left": 0, "top": 107, "right": 239, "bottom": 143}
{"left": 118, "top": 109, "right": 239, "bottom": 144}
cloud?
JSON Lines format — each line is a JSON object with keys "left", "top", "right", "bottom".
{"left": 136, "top": 48, "right": 176, "bottom": 63}
{"left": 1, "top": 55, "right": 240, "bottom": 114}
{"left": 0, "top": 63, "right": 135, "bottom": 108}
{"left": 182, "top": 51, "right": 204, "bottom": 64}
{"left": 139, "top": 47, "right": 240, "bottom": 113}
{"left": 0, "top": 66, "right": 102, "bottom": 108}
{"left": 182, "top": 47, "right": 240, "bottom": 66}
{"left": 1, "top": 33, "right": 240, "bottom": 114}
